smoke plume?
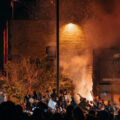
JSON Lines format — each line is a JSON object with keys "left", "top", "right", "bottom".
{"left": 59, "top": 0, "right": 120, "bottom": 103}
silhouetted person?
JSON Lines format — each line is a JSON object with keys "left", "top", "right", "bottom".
{"left": 51, "top": 113, "right": 64, "bottom": 120}
{"left": 31, "top": 108, "right": 43, "bottom": 120}
{"left": 0, "top": 90, "right": 4, "bottom": 104}
{"left": 24, "top": 94, "right": 31, "bottom": 110}
{"left": 38, "top": 92, "right": 42, "bottom": 100}
{"left": 51, "top": 89, "right": 57, "bottom": 101}
{"left": 0, "top": 101, "right": 17, "bottom": 120}
{"left": 97, "top": 110, "right": 109, "bottom": 120}
{"left": 33, "top": 91, "right": 37, "bottom": 100}
{"left": 64, "top": 105, "right": 74, "bottom": 120}
{"left": 86, "top": 110, "right": 97, "bottom": 120}
{"left": 72, "top": 106, "right": 85, "bottom": 120}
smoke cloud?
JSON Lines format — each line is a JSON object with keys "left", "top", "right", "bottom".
{"left": 58, "top": 0, "right": 120, "bottom": 103}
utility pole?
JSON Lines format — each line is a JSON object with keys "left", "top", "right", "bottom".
{"left": 56, "top": 0, "right": 59, "bottom": 96}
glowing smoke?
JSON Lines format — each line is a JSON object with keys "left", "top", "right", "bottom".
{"left": 47, "top": 0, "right": 120, "bottom": 103}
{"left": 58, "top": 0, "right": 120, "bottom": 103}
{"left": 60, "top": 51, "right": 93, "bottom": 103}
{"left": 60, "top": 24, "right": 93, "bottom": 103}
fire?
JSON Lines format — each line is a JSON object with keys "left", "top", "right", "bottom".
{"left": 88, "top": 93, "right": 93, "bottom": 101}
{"left": 73, "top": 59, "right": 93, "bottom": 103}
{"left": 74, "top": 91, "right": 93, "bottom": 104}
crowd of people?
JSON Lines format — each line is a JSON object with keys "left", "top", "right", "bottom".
{"left": 24, "top": 89, "right": 75, "bottom": 113}
{"left": 0, "top": 88, "right": 120, "bottom": 120}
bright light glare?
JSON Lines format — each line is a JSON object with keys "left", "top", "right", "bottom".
{"left": 88, "top": 93, "right": 93, "bottom": 101}
{"left": 63, "top": 23, "right": 82, "bottom": 34}
{"left": 60, "top": 23, "right": 84, "bottom": 42}
{"left": 67, "top": 23, "right": 75, "bottom": 30}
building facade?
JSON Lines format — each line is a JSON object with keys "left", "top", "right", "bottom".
{"left": 93, "top": 48, "right": 120, "bottom": 104}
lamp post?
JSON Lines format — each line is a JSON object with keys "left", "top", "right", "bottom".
{"left": 56, "top": 0, "right": 59, "bottom": 96}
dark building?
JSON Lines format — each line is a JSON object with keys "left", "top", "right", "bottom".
{"left": 0, "top": 0, "right": 11, "bottom": 74}
{"left": 93, "top": 48, "right": 120, "bottom": 105}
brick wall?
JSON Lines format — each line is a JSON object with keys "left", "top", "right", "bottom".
{"left": 9, "top": 20, "right": 56, "bottom": 57}
{"left": 8, "top": 20, "right": 74, "bottom": 94}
